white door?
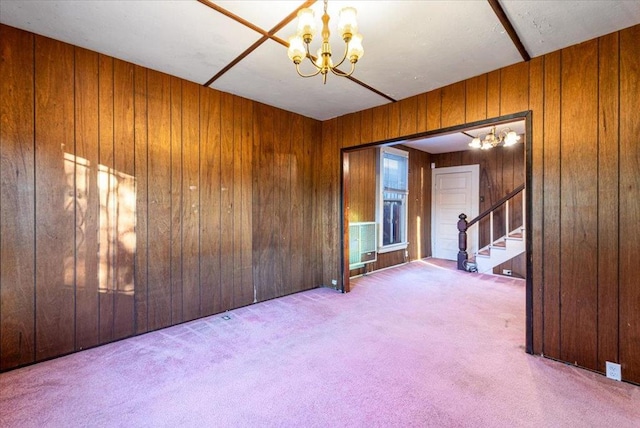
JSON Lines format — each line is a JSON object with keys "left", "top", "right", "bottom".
{"left": 432, "top": 165, "right": 479, "bottom": 260}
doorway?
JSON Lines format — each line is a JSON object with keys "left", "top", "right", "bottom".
{"left": 431, "top": 165, "right": 479, "bottom": 260}
{"left": 341, "top": 112, "right": 533, "bottom": 353}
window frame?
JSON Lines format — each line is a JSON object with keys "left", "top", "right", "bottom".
{"left": 376, "top": 146, "right": 409, "bottom": 254}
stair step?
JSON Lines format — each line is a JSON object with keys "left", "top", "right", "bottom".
{"left": 491, "top": 240, "right": 506, "bottom": 249}
{"left": 477, "top": 248, "right": 491, "bottom": 257}
{"left": 473, "top": 224, "right": 526, "bottom": 274}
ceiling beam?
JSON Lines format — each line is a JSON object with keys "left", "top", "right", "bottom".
{"left": 198, "top": 0, "right": 270, "bottom": 37}
{"left": 200, "top": 0, "right": 315, "bottom": 87}
{"left": 198, "top": 0, "right": 395, "bottom": 104}
{"left": 346, "top": 75, "right": 396, "bottom": 103}
{"left": 487, "top": 0, "right": 531, "bottom": 62}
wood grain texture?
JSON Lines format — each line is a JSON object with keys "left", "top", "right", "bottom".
{"left": 360, "top": 108, "right": 373, "bottom": 144}
{"left": 293, "top": 119, "right": 314, "bottom": 295}
{"left": 371, "top": 250, "right": 405, "bottom": 271}
{"left": 318, "top": 118, "right": 339, "bottom": 288}
{"left": 328, "top": 117, "right": 341, "bottom": 288}
{"left": 343, "top": 151, "right": 352, "bottom": 288}
{"left": 220, "top": 93, "right": 235, "bottom": 308}
{"left": 73, "top": 47, "right": 100, "bottom": 350}
{"left": 253, "top": 104, "right": 276, "bottom": 299}
{"left": 200, "top": 88, "right": 221, "bottom": 316}
{"left": 112, "top": 59, "right": 135, "bottom": 339}
{"left": 133, "top": 65, "right": 149, "bottom": 334}
{"left": 290, "top": 114, "right": 305, "bottom": 294}
{"left": 465, "top": 74, "right": 487, "bottom": 123}
{"left": 500, "top": 62, "right": 529, "bottom": 116}
{"left": 341, "top": 112, "right": 360, "bottom": 148}
{"left": 619, "top": 24, "right": 640, "bottom": 384}
{"left": 98, "top": 54, "right": 115, "bottom": 343}
{"left": 146, "top": 70, "right": 172, "bottom": 330}
{"left": 371, "top": 104, "right": 389, "bottom": 142}
{"left": 596, "top": 32, "right": 619, "bottom": 373}
{"left": 2, "top": 24, "right": 325, "bottom": 371}
{"left": 400, "top": 96, "right": 418, "bottom": 137}
{"left": 493, "top": 253, "right": 526, "bottom": 278}
{"left": 0, "top": 25, "right": 36, "bottom": 369}
{"left": 486, "top": 70, "right": 501, "bottom": 119}
{"left": 170, "top": 76, "right": 183, "bottom": 324}
{"left": 441, "top": 82, "right": 465, "bottom": 128}
{"left": 388, "top": 102, "right": 401, "bottom": 140}
{"left": 239, "top": 98, "right": 254, "bottom": 306}
{"left": 232, "top": 95, "right": 244, "bottom": 306}
{"left": 346, "top": 148, "right": 376, "bottom": 223}
{"left": 496, "top": 148, "right": 513, "bottom": 239}
{"left": 34, "top": 36, "right": 76, "bottom": 359}
{"left": 484, "top": 150, "right": 499, "bottom": 246}
{"left": 303, "top": 119, "right": 318, "bottom": 288}
{"left": 407, "top": 147, "right": 431, "bottom": 260}
{"left": 416, "top": 94, "right": 428, "bottom": 134}
{"left": 3, "top": 21, "right": 640, "bottom": 382}
{"left": 512, "top": 142, "right": 525, "bottom": 229}
{"left": 426, "top": 89, "right": 441, "bottom": 131}
{"left": 181, "top": 81, "right": 201, "bottom": 321}
{"left": 528, "top": 56, "right": 544, "bottom": 354}
{"left": 274, "top": 110, "right": 291, "bottom": 297}
{"left": 559, "top": 40, "right": 598, "bottom": 369}
{"left": 314, "top": 120, "right": 332, "bottom": 286}
{"left": 542, "top": 50, "right": 562, "bottom": 359}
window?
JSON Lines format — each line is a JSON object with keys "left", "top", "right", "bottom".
{"left": 377, "top": 147, "right": 408, "bottom": 252}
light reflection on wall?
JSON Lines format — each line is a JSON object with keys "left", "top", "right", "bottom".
{"left": 416, "top": 166, "right": 424, "bottom": 259}
{"left": 65, "top": 153, "right": 136, "bottom": 295}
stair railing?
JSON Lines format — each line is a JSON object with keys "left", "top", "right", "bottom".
{"left": 457, "top": 184, "right": 525, "bottom": 270}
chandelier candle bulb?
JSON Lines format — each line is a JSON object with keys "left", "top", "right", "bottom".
{"left": 338, "top": 7, "right": 358, "bottom": 40}
{"left": 468, "top": 126, "right": 522, "bottom": 150}
{"left": 296, "top": 8, "right": 317, "bottom": 42}
{"left": 347, "top": 34, "right": 364, "bottom": 62}
{"left": 469, "top": 137, "right": 482, "bottom": 149}
{"left": 287, "top": 36, "right": 306, "bottom": 63}
{"left": 287, "top": 0, "right": 364, "bottom": 83}
{"left": 503, "top": 131, "right": 520, "bottom": 146}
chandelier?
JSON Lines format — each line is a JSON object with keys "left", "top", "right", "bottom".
{"left": 286, "top": 0, "right": 364, "bottom": 84}
{"left": 469, "top": 126, "right": 521, "bottom": 150}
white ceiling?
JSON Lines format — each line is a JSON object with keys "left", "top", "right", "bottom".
{"left": 401, "top": 118, "right": 525, "bottom": 154}
{"left": 1, "top": 0, "right": 639, "bottom": 124}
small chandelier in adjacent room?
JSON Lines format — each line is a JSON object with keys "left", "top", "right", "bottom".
{"left": 286, "top": 0, "right": 364, "bottom": 84}
{"left": 469, "top": 126, "right": 521, "bottom": 150}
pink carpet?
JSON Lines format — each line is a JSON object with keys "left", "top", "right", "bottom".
{"left": 1, "top": 259, "right": 638, "bottom": 427}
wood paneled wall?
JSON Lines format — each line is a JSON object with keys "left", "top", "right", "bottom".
{"left": 2, "top": 22, "right": 639, "bottom": 384}
{"left": 407, "top": 147, "right": 432, "bottom": 263}
{"left": 346, "top": 145, "right": 431, "bottom": 277}
{"left": 320, "top": 25, "right": 640, "bottom": 383}
{"left": 0, "top": 24, "right": 319, "bottom": 371}
{"left": 345, "top": 148, "right": 376, "bottom": 223}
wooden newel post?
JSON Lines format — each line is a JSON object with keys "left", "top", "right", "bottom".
{"left": 457, "top": 213, "right": 468, "bottom": 270}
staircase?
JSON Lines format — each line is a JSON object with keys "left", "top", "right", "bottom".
{"left": 474, "top": 226, "right": 525, "bottom": 273}
{"left": 457, "top": 184, "right": 525, "bottom": 274}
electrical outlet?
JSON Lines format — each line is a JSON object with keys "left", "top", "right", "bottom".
{"left": 331, "top": 279, "right": 338, "bottom": 286}
{"left": 502, "top": 269, "right": 512, "bottom": 276}
{"left": 606, "top": 361, "right": 621, "bottom": 381}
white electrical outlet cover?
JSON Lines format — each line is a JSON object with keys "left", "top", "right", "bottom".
{"left": 606, "top": 361, "right": 622, "bottom": 381}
